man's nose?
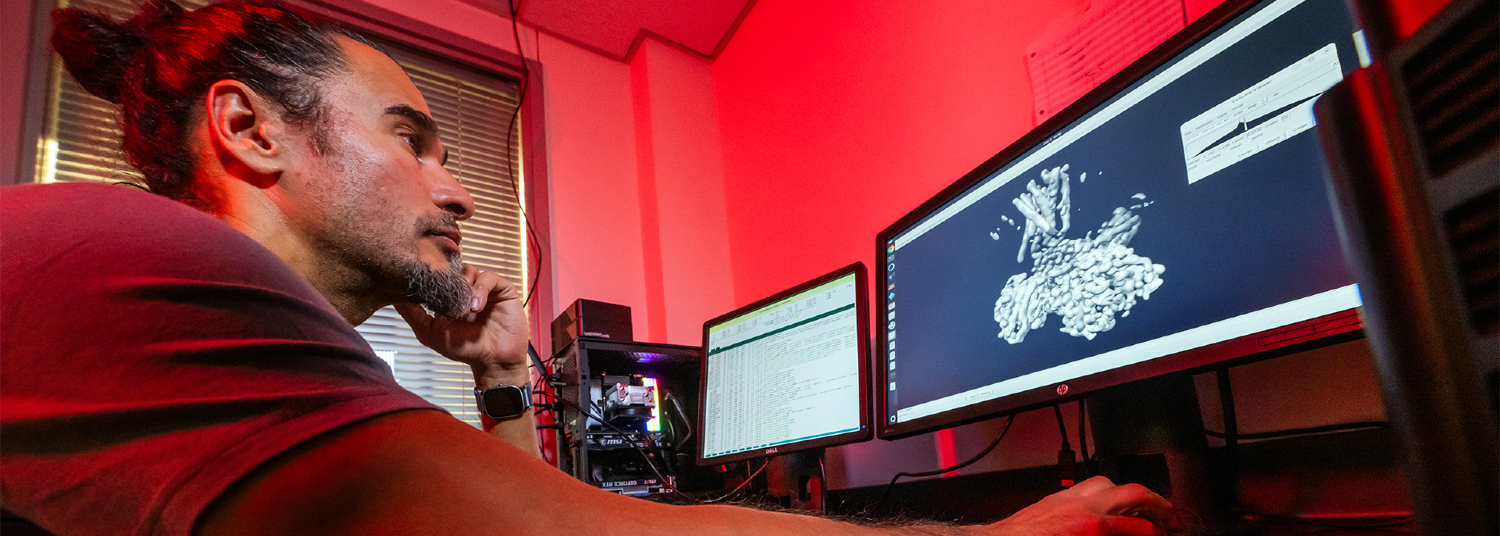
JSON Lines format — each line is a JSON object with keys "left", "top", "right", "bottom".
{"left": 431, "top": 166, "right": 476, "bottom": 221}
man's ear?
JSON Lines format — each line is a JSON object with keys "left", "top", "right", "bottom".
{"left": 206, "top": 80, "right": 287, "bottom": 177}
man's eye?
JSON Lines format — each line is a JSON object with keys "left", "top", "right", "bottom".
{"left": 401, "top": 134, "right": 421, "bottom": 151}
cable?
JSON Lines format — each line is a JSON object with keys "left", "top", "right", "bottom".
{"left": 538, "top": 390, "right": 695, "bottom": 501}
{"left": 524, "top": 343, "right": 543, "bottom": 370}
{"left": 818, "top": 455, "right": 826, "bottom": 506}
{"left": 1053, "top": 404, "right": 1072, "bottom": 451}
{"left": 1054, "top": 404, "right": 1077, "bottom": 488}
{"left": 536, "top": 350, "right": 560, "bottom": 396}
{"left": 699, "top": 459, "right": 771, "bottom": 504}
{"left": 876, "top": 414, "right": 1016, "bottom": 510}
{"left": 519, "top": 343, "right": 562, "bottom": 463}
{"left": 1217, "top": 368, "right": 1240, "bottom": 509}
{"left": 526, "top": 343, "right": 557, "bottom": 420}
{"left": 664, "top": 392, "right": 694, "bottom": 449}
{"left": 503, "top": 0, "right": 545, "bottom": 309}
{"left": 526, "top": 347, "right": 551, "bottom": 418}
{"left": 1077, "top": 398, "right": 1092, "bottom": 476}
{"left": 1234, "top": 507, "right": 1415, "bottom": 530}
{"left": 1204, "top": 421, "right": 1389, "bottom": 440}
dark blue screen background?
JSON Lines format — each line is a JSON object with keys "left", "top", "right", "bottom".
{"left": 887, "top": 0, "right": 1360, "bottom": 415}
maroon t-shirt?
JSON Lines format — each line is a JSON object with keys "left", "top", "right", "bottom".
{"left": 0, "top": 183, "right": 442, "bottom": 536}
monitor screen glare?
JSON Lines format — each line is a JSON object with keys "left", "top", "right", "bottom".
{"left": 882, "top": 0, "right": 1363, "bottom": 433}
{"left": 702, "top": 271, "right": 864, "bottom": 459}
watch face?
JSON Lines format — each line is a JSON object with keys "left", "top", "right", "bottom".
{"left": 480, "top": 385, "right": 528, "bottom": 419}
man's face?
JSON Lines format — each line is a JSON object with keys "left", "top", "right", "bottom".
{"left": 278, "top": 37, "right": 477, "bottom": 317}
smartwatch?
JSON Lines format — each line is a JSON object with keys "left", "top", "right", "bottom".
{"left": 474, "top": 383, "right": 533, "bottom": 421}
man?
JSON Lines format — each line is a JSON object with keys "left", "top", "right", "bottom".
{"left": 0, "top": 1, "right": 1173, "bottom": 534}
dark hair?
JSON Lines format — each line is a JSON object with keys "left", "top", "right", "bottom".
{"left": 51, "top": 0, "right": 373, "bottom": 203}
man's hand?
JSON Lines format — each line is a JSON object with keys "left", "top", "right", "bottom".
{"left": 395, "top": 265, "right": 539, "bottom": 456}
{"left": 984, "top": 476, "right": 1175, "bottom": 536}
{"left": 395, "top": 264, "right": 530, "bottom": 388}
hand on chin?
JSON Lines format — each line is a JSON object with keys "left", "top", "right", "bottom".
{"left": 395, "top": 263, "right": 530, "bottom": 385}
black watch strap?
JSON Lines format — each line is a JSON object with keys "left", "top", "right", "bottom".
{"left": 474, "top": 383, "right": 533, "bottom": 421}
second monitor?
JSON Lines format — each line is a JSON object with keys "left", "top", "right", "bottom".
{"left": 698, "top": 263, "right": 873, "bottom": 466}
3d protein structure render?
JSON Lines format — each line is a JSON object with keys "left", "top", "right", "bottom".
{"left": 992, "top": 164, "right": 1165, "bottom": 343}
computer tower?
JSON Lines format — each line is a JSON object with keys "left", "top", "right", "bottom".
{"left": 550, "top": 338, "right": 717, "bottom": 498}
{"left": 1315, "top": 0, "right": 1498, "bottom": 533}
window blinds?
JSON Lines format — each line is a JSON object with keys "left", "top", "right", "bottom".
{"left": 37, "top": 0, "right": 528, "bottom": 427}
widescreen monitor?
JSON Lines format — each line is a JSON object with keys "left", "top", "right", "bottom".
{"left": 878, "top": 0, "right": 1366, "bottom": 439}
{"left": 698, "top": 263, "right": 873, "bottom": 464}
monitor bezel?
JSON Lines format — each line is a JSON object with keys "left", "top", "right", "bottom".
{"left": 873, "top": 0, "right": 1363, "bottom": 440}
{"left": 696, "top": 262, "right": 874, "bottom": 465}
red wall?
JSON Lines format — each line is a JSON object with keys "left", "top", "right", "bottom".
{"left": 538, "top": 30, "right": 656, "bottom": 340}
{"left": 707, "top": 0, "right": 1224, "bottom": 487}
{"left": 540, "top": 34, "right": 738, "bottom": 347}
{"left": 712, "top": 0, "right": 1072, "bottom": 307}
{"left": 630, "top": 39, "right": 736, "bottom": 345}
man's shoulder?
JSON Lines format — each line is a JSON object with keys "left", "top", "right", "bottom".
{"left": 2, "top": 182, "right": 216, "bottom": 231}
{"left": 0, "top": 182, "right": 312, "bottom": 304}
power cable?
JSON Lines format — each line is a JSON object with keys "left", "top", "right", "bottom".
{"left": 1077, "top": 398, "right": 1093, "bottom": 476}
{"left": 1054, "top": 404, "right": 1077, "bottom": 487}
{"left": 700, "top": 459, "right": 771, "bottom": 504}
{"left": 1054, "top": 404, "right": 1072, "bottom": 451}
{"left": 663, "top": 392, "right": 694, "bottom": 449}
{"left": 503, "top": 0, "right": 545, "bottom": 309}
{"left": 1235, "top": 507, "right": 1415, "bottom": 530}
{"left": 876, "top": 414, "right": 1015, "bottom": 510}
{"left": 1204, "top": 421, "right": 1389, "bottom": 441}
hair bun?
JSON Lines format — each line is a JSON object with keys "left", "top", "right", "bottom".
{"left": 124, "top": 0, "right": 184, "bottom": 34}
{"left": 51, "top": 8, "right": 143, "bottom": 104}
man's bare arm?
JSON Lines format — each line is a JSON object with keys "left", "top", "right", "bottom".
{"left": 196, "top": 410, "right": 930, "bottom": 535}
{"left": 196, "top": 410, "right": 1168, "bottom": 536}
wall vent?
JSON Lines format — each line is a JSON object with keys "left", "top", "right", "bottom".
{"left": 1445, "top": 187, "right": 1500, "bottom": 336}
{"left": 1400, "top": 0, "right": 1499, "bottom": 177}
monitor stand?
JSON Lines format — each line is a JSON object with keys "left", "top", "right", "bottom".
{"left": 771, "top": 448, "right": 826, "bottom": 513}
{"left": 1088, "top": 373, "right": 1225, "bottom": 528}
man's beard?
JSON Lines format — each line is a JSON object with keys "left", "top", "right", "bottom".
{"left": 403, "top": 253, "right": 471, "bottom": 319}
